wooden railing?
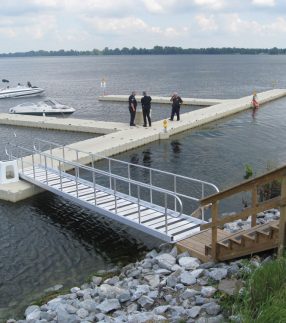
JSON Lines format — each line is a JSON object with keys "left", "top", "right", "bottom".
{"left": 200, "top": 165, "right": 286, "bottom": 261}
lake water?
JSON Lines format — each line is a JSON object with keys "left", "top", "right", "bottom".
{"left": 0, "top": 55, "right": 286, "bottom": 320}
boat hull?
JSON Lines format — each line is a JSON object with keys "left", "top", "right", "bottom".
{"left": 0, "top": 88, "right": 45, "bottom": 99}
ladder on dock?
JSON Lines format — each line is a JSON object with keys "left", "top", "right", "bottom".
{"left": 5, "top": 139, "right": 219, "bottom": 243}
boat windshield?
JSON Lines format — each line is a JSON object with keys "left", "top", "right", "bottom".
{"left": 43, "top": 100, "right": 57, "bottom": 107}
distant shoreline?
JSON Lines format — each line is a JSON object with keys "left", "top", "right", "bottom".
{"left": 0, "top": 46, "right": 286, "bottom": 58}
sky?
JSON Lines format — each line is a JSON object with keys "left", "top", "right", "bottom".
{"left": 1, "top": 0, "right": 286, "bottom": 52}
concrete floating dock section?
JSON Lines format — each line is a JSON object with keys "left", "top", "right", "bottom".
{"left": 0, "top": 113, "right": 128, "bottom": 134}
{"left": 1, "top": 88, "right": 286, "bottom": 202}
{"left": 98, "top": 95, "right": 228, "bottom": 106}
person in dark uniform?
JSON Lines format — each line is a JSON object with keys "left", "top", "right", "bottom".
{"left": 141, "top": 91, "right": 152, "bottom": 127}
{"left": 169, "top": 92, "right": 183, "bottom": 121}
{"left": 128, "top": 91, "right": 137, "bottom": 126}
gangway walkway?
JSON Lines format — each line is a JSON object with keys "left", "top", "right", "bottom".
{"left": 6, "top": 139, "right": 219, "bottom": 243}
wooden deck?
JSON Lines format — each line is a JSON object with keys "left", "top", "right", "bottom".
{"left": 177, "top": 228, "right": 231, "bottom": 262}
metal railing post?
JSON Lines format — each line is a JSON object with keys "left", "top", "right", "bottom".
{"left": 62, "top": 147, "right": 65, "bottom": 167}
{"left": 137, "top": 186, "right": 141, "bottom": 223}
{"left": 59, "top": 161, "right": 63, "bottom": 191}
{"left": 76, "top": 150, "right": 79, "bottom": 162}
{"left": 21, "top": 156, "right": 24, "bottom": 173}
{"left": 93, "top": 168, "right": 97, "bottom": 205}
{"left": 32, "top": 154, "right": 36, "bottom": 179}
{"left": 50, "top": 144, "right": 53, "bottom": 169}
{"left": 150, "top": 169, "right": 153, "bottom": 205}
{"left": 109, "top": 159, "right": 112, "bottom": 189}
{"left": 128, "top": 164, "right": 131, "bottom": 196}
{"left": 114, "top": 178, "right": 117, "bottom": 214}
{"left": 174, "top": 175, "right": 177, "bottom": 212}
{"left": 44, "top": 155, "right": 48, "bottom": 184}
{"left": 165, "top": 194, "right": 168, "bottom": 234}
{"left": 75, "top": 166, "right": 79, "bottom": 198}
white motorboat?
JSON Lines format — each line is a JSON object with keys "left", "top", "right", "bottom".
{"left": 0, "top": 82, "right": 45, "bottom": 99}
{"left": 9, "top": 98, "right": 76, "bottom": 115}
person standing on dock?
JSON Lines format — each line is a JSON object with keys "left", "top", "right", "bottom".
{"left": 252, "top": 92, "right": 259, "bottom": 117}
{"left": 128, "top": 91, "right": 137, "bottom": 126}
{"left": 141, "top": 91, "right": 152, "bottom": 127}
{"left": 169, "top": 92, "right": 183, "bottom": 121}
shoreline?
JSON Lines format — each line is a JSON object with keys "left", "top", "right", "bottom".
{"left": 7, "top": 209, "right": 279, "bottom": 323}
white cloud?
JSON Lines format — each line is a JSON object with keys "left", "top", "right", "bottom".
{"left": 194, "top": 0, "right": 225, "bottom": 10}
{"left": 195, "top": 14, "right": 218, "bottom": 31}
{"left": 252, "top": 0, "right": 276, "bottom": 7}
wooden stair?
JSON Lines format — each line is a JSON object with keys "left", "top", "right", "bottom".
{"left": 177, "top": 221, "right": 279, "bottom": 262}
{"left": 206, "top": 220, "right": 279, "bottom": 261}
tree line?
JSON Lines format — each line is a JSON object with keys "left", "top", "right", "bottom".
{"left": 0, "top": 46, "right": 285, "bottom": 57}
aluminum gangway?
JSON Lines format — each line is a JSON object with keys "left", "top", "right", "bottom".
{"left": 5, "top": 139, "right": 219, "bottom": 243}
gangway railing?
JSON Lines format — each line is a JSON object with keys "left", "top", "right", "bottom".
{"left": 33, "top": 138, "right": 219, "bottom": 220}
{"left": 6, "top": 143, "right": 186, "bottom": 232}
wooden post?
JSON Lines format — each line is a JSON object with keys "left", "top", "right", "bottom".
{"left": 211, "top": 201, "right": 219, "bottom": 261}
{"left": 251, "top": 186, "right": 257, "bottom": 227}
{"left": 278, "top": 176, "right": 286, "bottom": 257}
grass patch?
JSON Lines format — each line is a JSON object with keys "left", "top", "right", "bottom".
{"left": 31, "top": 288, "right": 70, "bottom": 306}
{"left": 231, "top": 257, "right": 286, "bottom": 322}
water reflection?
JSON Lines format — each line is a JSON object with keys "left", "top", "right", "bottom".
{"left": 171, "top": 140, "right": 182, "bottom": 155}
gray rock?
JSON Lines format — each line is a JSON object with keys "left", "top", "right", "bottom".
{"left": 144, "top": 274, "right": 160, "bottom": 288}
{"left": 208, "top": 268, "right": 228, "bottom": 281}
{"left": 65, "top": 304, "right": 78, "bottom": 314}
{"left": 170, "top": 246, "right": 178, "bottom": 258}
{"left": 218, "top": 279, "right": 242, "bottom": 296}
{"left": 131, "top": 284, "right": 150, "bottom": 300}
{"left": 158, "top": 242, "right": 172, "bottom": 253}
{"left": 128, "top": 312, "right": 167, "bottom": 323}
{"left": 191, "top": 269, "right": 204, "bottom": 278}
{"left": 76, "top": 308, "right": 89, "bottom": 319}
{"left": 164, "top": 294, "right": 173, "bottom": 302}
{"left": 201, "top": 286, "right": 217, "bottom": 298}
{"left": 169, "top": 305, "right": 186, "bottom": 318}
{"left": 92, "top": 276, "right": 103, "bottom": 286}
{"left": 155, "top": 253, "right": 176, "bottom": 270}
{"left": 80, "top": 299, "right": 98, "bottom": 312}
{"left": 180, "top": 272, "right": 197, "bottom": 285}
{"left": 175, "top": 283, "right": 185, "bottom": 291}
{"left": 96, "top": 298, "right": 121, "bottom": 313}
{"left": 202, "top": 302, "right": 221, "bottom": 315}
{"left": 186, "top": 306, "right": 201, "bottom": 318}
{"left": 195, "top": 296, "right": 208, "bottom": 305}
{"left": 142, "top": 259, "right": 153, "bottom": 269}
{"left": 196, "top": 315, "right": 225, "bottom": 323}
{"left": 127, "top": 268, "right": 141, "bottom": 278}
{"left": 26, "top": 309, "right": 41, "bottom": 321}
{"left": 179, "top": 257, "right": 200, "bottom": 270}
{"left": 44, "top": 284, "right": 63, "bottom": 293}
{"left": 177, "top": 251, "right": 190, "bottom": 260}
{"left": 146, "top": 249, "right": 158, "bottom": 258}
{"left": 104, "top": 276, "right": 119, "bottom": 285}
{"left": 40, "top": 310, "right": 56, "bottom": 321}
{"left": 155, "top": 269, "right": 171, "bottom": 276}
{"left": 153, "top": 305, "right": 170, "bottom": 315}
{"left": 118, "top": 291, "right": 131, "bottom": 303}
{"left": 181, "top": 289, "right": 200, "bottom": 300}
{"left": 137, "top": 295, "right": 154, "bottom": 310}
{"left": 197, "top": 278, "right": 208, "bottom": 286}
{"left": 166, "top": 274, "right": 178, "bottom": 287}
{"left": 126, "top": 303, "right": 138, "bottom": 313}
{"left": 70, "top": 287, "right": 80, "bottom": 293}
{"left": 148, "top": 290, "right": 159, "bottom": 299}
{"left": 171, "top": 264, "right": 182, "bottom": 271}
{"left": 25, "top": 305, "right": 40, "bottom": 318}
{"left": 199, "top": 261, "right": 216, "bottom": 269}
{"left": 56, "top": 307, "right": 79, "bottom": 323}
{"left": 98, "top": 284, "right": 126, "bottom": 299}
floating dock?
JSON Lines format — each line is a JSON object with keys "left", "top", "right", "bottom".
{"left": 98, "top": 95, "right": 228, "bottom": 106}
{"left": 1, "top": 89, "right": 286, "bottom": 202}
